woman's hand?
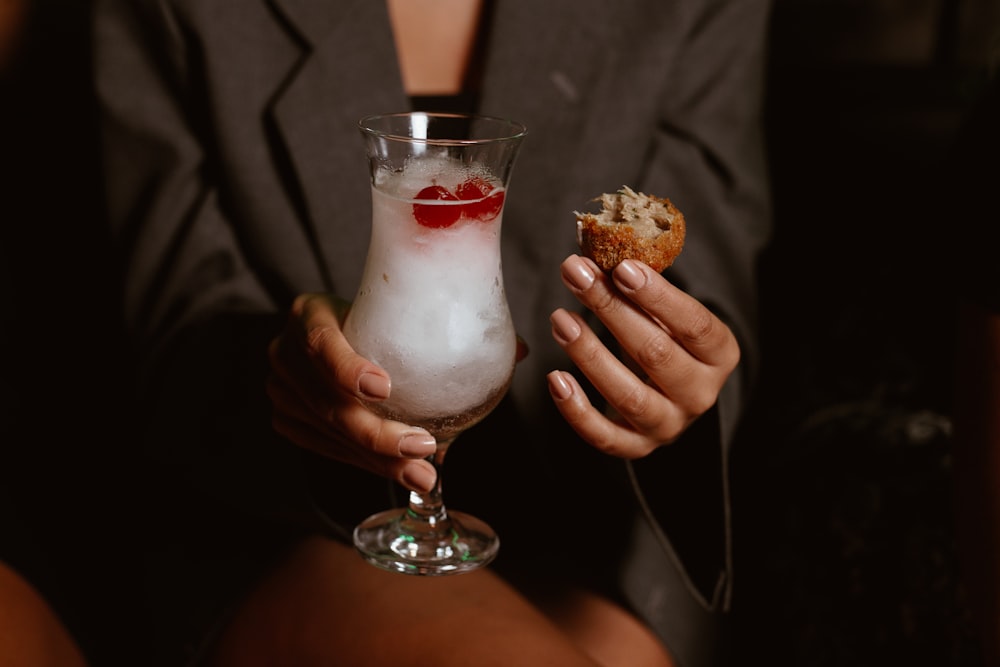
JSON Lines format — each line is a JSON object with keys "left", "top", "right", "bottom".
{"left": 548, "top": 255, "right": 740, "bottom": 459}
{"left": 266, "top": 293, "right": 438, "bottom": 493}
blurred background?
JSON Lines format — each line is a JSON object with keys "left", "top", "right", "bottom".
{"left": 734, "top": 0, "right": 997, "bottom": 665}
{"left": 1, "top": 1, "right": 998, "bottom": 665}
{"left": 1, "top": 1, "right": 132, "bottom": 665}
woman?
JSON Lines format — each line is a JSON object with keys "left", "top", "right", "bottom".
{"left": 92, "top": 1, "right": 772, "bottom": 664}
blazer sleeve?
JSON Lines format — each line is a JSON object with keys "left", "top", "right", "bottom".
{"left": 623, "top": 0, "right": 773, "bottom": 618}
{"left": 647, "top": 0, "right": 772, "bottom": 419}
{"left": 92, "top": 0, "right": 342, "bottom": 531}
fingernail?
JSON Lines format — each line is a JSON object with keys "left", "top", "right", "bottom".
{"left": 401, "top": 461, "right": 437, "bottom": 493}
{"left": 398, "top": 432, "right": 437, "bottom": 457}
{"left": 615, "top": 260, "right": 646, "bottom": 291}
{"left": 550, "top": 309, "right": 581, "bottom": 345}
{"left": 562, "top": 255, "right": 595, "bottom": 291}
{"left": 547, "top": 371, "right": 573, "bottom": 400}
{"left": 358, "top": 372, "right": 390, "bottom": 400}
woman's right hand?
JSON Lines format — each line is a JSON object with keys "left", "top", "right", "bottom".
{"left": 266, "top": 293, "right": 438, "bottom": 493}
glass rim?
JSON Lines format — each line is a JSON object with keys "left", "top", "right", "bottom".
{"left": 358, "top": 111, "right": 528, "bottom": 146}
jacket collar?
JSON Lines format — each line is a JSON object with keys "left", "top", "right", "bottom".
{"left": 266, "top": 0, "right": 407, "bottom": 291}
{"left": 268, "top": 0, "right": 362, "bottom": 48}
{"left": 263, "top": 0, "right": 614, "bottom": 294}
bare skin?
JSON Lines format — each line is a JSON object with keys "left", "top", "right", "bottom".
{"left": 387, "top": 0, "right": 483, "bottom": 96}
{"left": 0, "top": 0, "right": 29, "bottom": 72}
{"left": 253, "top": 6, "right": 736, "bottom": 664}
{"left": 262, "top": 255, "right": 739, "bottom": 665}
{"left": 267, "top": 257, "right": 738, "bottom": 493}
{"left": 207, "top": 537, "right": 675, "bottom": 667}
{"left": 0, "top": 561, "right": 88, "bottom": 667}
{"left": 548, "top": 256, "right": 739, "bottom": 457}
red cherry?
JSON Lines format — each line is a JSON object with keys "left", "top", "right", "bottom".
{"left": 413, "top": 185, "right": 461, "bottom": 228}
{"left": 456, "top": 176, "right": 492, "bottom": 200}
{"left": 456, "top": 177, "right": 504, "bottom": 222}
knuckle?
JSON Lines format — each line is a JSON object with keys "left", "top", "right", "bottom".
{"left": 318, "top": 403, "right": 341, "bottom": 427}
{"left": 684, "top": 309, "right": 717, "bottom": 344}
{"left": 589, "top": 288, "right": 618, "bottom": 314}
{"left": 575, "top": 278, "right": 621, "bottom": 317}
{"left": 722, "top": 336, "right": 741, "bottom": 372}
{"left": 304, "top": 324, "right": 338, "bottom": 358}
{"left": 290, "top": 292, "right": 314, "bottom": 317}
{"left": 571, "top": 337, "right": 605, "bottom": 368}
{"left": 591, "top": 431, "right": 628, "bottom": 457}
{"left": 629, "top": 440, "right": 662, "bottom": 459}
{"left": 358, "top": 419, "right": 390, "bottom": 455}
{"left": 686, "top": 386, "right": 718, "bottom": 416}
{"left": 634, "top": 335, "right": 675, "bottom": 370}
{"left": 615, "top": 384, "right": 652, "bottom": 421}
{"left": 651, "top": 420, "right": 684, "bottom": 447}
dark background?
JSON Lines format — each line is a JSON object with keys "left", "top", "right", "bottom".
{"left": 733, "top": 1, "right": 996, "bottom": 665}
{"left": 2, "top": 1, "right": 998, "bottom": 665}
{"left": 0, "top": 1, "right": 134, "bottom": 664}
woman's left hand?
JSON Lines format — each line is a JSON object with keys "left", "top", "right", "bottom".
{"left": 548, "top": 254, "right": 740, "bottom": 459}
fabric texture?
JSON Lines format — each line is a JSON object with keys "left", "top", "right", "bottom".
{"left": 91, "top": 1, "right": 773, "bottom": 665}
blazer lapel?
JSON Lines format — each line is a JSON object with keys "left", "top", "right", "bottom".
{"left": 264, "top": 0, "right": 615, "bottom": 297}
{"left": 268, "top": 0, "right": 354, "bottom": 46}
{"left": 267, "top": 0, "right": 409, "bottom": 293}
{"left": 478, "top": 1, "right": 618, "bottom": 404}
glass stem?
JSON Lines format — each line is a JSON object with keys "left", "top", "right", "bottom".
{"left": 406, "top": 437, "right": 455, "bottom": 528}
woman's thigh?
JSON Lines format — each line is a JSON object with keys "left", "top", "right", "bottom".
{"left": 206, "top": 536, "right": 672, "bottom": 667}
{"left": 0, "top": 560, "right": 88, "bottom": 667}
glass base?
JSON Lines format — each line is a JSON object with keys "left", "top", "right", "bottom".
{"left": 353, "top": 507, "right": 499, "bottom": 576}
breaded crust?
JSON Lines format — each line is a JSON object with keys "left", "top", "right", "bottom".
{"left": 575, "top": 186, "right": 686, "bottom": 272}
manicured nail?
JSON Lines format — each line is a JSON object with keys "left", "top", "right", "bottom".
{"left": 562, "top": 255, "right": 595, "bottom": 291}
{"left": 401, "top": 461, "right": 437, "bottom": 493}
{"left": 358, "top": 372, "right": 390, "bottom": 400}
{"left": 398, "top": 432, "right": 437, "bottom": 457}
{"left": 550, "top": 309, "right": 581, "bottom": 345}
{"left": 615, "top": 260, "right": 646, "bottom": 291}
{"left": 547, "top": 371, "right": 573, "bottom": 400}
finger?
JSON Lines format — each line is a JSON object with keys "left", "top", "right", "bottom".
{"left": 611, "top": 260, "right": 739, "bottom": 414}
{"left": 611, "top": 259, "right": 740, "bottom": 371}
{"left": 270, "top": 400, "right": 437, "bottom": 493}
{"left": 515, "top": 334, "right": 529, "bottom": 363}
{"left": 291, "top": 293, "right": 392, "bottom": 402}
{"left": 268, "top": 335, "right": 341, "bottom": 417}
{"left": 560, "top": 255, "right": 736, "bottom": 412}
{"left": 546, "top": 370, "right": 666, "bottom": 458}
{"left": 559, "top": 255, "right": 698, "bottom": 378}
{"left": 549, "top": 308, "right": 687, "bottom": 445}
{"left": 266, "top": 371, "right": 437, "bottom": 461}
{"left": 561, "top": 255, "right": 736, "bottom": 370}
{"left": 270, "top": 297, "right": 395, "bottom": 433}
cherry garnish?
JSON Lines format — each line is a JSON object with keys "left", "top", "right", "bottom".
{"left": 411, "top": 178, "right": 504, "bottom": 228}
{"left": 455, "top": 176, "right": 491, "bottom": 200}
{"left": 456, "top": 176, "right": 504, "bottom": 222}
{"left": 413, "top": 185, "right": 461, "bottom": 228}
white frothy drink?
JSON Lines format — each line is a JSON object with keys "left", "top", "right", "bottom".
{"left": 344, "top": 155, "right": 516, "bottom": 436}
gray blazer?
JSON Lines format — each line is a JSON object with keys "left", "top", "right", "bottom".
{"left": 94, "top": 1, "right": 772, "bottom": 665}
